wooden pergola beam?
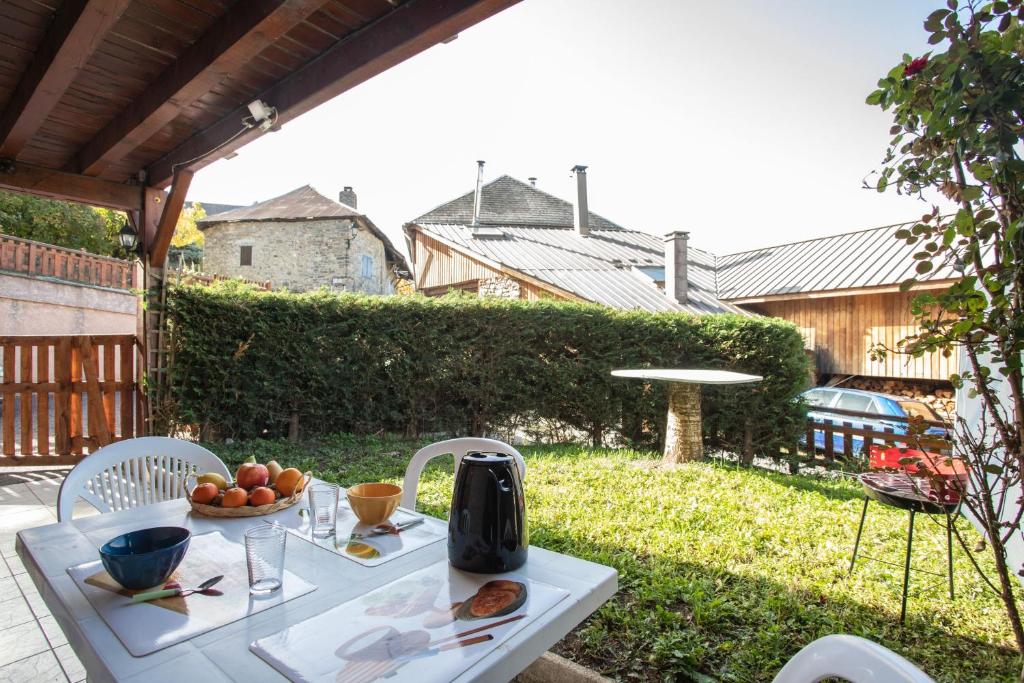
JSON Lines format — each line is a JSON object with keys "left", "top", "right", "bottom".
{"left": 0, "top": 0, "right": 130, "bottom": 158}
{"left": 69, "top": 0, "right": 328, "bottom": 177}
{"left": 146, "top": 0, "right": 522, "bottom": 187}
{"left": 0, "top": 160, "right": 141, "bottom": 211}
{"left": 148, "top": 170, "right": 194, "bottom": 266}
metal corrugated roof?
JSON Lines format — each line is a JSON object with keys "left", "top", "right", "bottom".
{"left": 715, "top": 222, "right": 961, "bottom": 300}
{"left": 415, "top": 223, "right": 748, "bottom": 315}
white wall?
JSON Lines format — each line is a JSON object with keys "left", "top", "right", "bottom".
{"left": 957, "top": 346, "right": 1024, "bottom": 584}
{"left": 0, "top": 272, "right": 137, "bottom": 336}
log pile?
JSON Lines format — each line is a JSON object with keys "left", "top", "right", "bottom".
{"left": 841, "top": 377, "right": 956, "bottom": 417}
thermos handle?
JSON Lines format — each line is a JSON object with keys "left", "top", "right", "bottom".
{"left": 402, "top": 438, "right": 527, "bottom": 510}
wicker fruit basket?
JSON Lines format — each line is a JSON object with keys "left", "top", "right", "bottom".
{"left": 184, "top": 471, "right": 312, "bottom": 518}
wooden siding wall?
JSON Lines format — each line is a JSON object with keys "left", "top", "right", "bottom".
{"left": 749, "top": 291, "right": 957, "bottom": 381}
{"left": 413, "top": 233, "right": 559, "bottom": 301}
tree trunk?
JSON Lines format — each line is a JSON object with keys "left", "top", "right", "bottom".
{"left": 663, "top": 383, "right": 703, "bottom": 464}
{"left": 741, "top": 417, "right": 754, "bottom": 466}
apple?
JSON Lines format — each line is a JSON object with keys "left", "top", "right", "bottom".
{"left": 236, "top": 462, "right": 269, "bottom": 489}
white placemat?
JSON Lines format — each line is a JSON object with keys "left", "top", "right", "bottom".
{"left": 271, "top": 502, "right": 447, "bottom": 567}
{"left": 68, "top": 530, "right": 317, "bottom": 657}
{"left": 250, "top": 559, "right": 569, "bottom": 683}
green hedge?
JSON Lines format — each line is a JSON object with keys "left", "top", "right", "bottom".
{"left": 166, "top": 283, "right": 809, "bottom": 455}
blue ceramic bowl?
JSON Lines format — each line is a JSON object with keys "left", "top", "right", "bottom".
{"left": 99, "top": 527, "right": 191, "bottom": 590}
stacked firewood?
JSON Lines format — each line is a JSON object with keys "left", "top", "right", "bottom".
{"left": 842, "top": 377, "right": 956, "bottom": 417}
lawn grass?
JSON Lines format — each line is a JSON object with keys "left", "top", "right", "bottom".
{"left": 212, "top": 435, "right": 1020, "bottom": 682}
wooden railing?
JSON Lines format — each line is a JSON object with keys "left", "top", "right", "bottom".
{"left": 0, "top": 233, "right": 133, "bottom": 289}
{"left": 175, "top": 269, "right": 271, "bottom": 290}
{"left": 806, "top": 405, "right": 952, "bottom": 461}
{"left": 0, "top": 335, "right": 141, "bottom": 466}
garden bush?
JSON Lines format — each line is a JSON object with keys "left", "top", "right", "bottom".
{"left": 166, "top": 283, "right": 809, "bottom": 456}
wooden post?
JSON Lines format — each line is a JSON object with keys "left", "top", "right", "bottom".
{"left": 36, "top": 342, "right": 49, "bottom": 455}
{"left": 2, "top": 343, "right": 14, "bottom": 457}
{"left": 55, "top": 337, "right": 71, "bottom": 455}
{"left": 19, "top": 344, "right": 31, "bottom": 457}
{"left": 663, "top": 383, "right": 703, "bottom": 464}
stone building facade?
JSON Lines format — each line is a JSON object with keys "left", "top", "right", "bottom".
{"left": 198, "top": 185, "right": 409, "bottom": 294}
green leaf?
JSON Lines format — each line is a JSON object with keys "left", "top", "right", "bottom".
{"left": 865, "top": 90, "right": 884, "bottom": 105}
{"left": 925, "top": 9, "right": 951, "bottom": 30}
{"left": 876, "top": 176, "right": 888, "bottom": 192}
{"left": 916, "top": 261, "right": 934, "bottom": 274}
{"left": 928, "top": 31, "right": 947, "bottom": 44}
{"left": 971, "top": 164, "right": 993, "bottom": 180}
{"left": 961, "top": 186, "right": 983, "bottom": 201}
{"left": 899, "top": 278, "right": 918, "bottom": 292}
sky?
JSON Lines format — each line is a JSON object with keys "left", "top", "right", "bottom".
{"left": 186, "top": 0, "right": 945, "bottom": 258}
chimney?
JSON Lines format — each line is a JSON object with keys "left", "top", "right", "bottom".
{"left": 571, "top": 164, "right": 589, "bottom": 237}
{"left": 338, "top": 186, "right": 357, "bottom": 209}
{"left": 472, "top": 160, "right": 485, "bottom": 225}
{"left": 528, "top": 177, "right": 537, "bottom": 187}
{"left": 663, "top": 231, "right": 689, "bottom": 304}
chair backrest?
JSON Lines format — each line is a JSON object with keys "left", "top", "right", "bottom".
{"left": 57, "top": 437, "right": 231, "bottom": 522}
{"left": 401, "top": 437, "right": 526, "bottom": 510}
{"left": 772, "top": 635, "right": 935, "bottom": 683}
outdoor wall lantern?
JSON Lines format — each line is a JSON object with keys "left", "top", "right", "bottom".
{"left": 118, "top": 223, "right": 139, "bottom": 256}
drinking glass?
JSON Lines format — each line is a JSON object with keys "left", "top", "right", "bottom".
{"left": 245, "top": 524, "right": 286, "bottom": 594}
{"left": 308, "top": 483, "right": 339, "bottom": 538}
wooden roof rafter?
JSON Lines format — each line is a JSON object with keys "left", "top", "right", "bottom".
{"left": 145, "top": 0, "right": 522, "bottom": 187}
{"left": 68, "top": 0, "right": 331, "bottom": 178}
{"left": 0, "top": 0, "right": 523, "bottom": 265}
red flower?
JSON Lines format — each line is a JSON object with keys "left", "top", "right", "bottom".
{"left": 904, "top": 56, "right": 928, "bottom": 77}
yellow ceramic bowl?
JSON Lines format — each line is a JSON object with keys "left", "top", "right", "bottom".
{"left": 346, "top": 483, "right": 402, "bottom": 526}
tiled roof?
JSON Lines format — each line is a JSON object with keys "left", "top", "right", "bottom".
{"left": 193, "top": 202, "right": 243, "bottom": 216}
{"left": 415, "top": 175, "right": 625, "bottom": 231}
{"left": 414, "top": 223, "right": 748, "bottom": 316}
{"left": 197, "top": 185, "right": 359, "bottom": 225}
{"left": 715, "top": 222, "right": 960, "bottom": 300}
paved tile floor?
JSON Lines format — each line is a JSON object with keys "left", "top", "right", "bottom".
{"left": 0, "top": 468, "right": 96, "bottom": 682}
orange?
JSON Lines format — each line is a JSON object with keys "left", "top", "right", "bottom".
{"left": 221, "top": 487, "right": 248, "bottom": 508}
{"left": 276, "top": 468, "right": 305, "bottom": 497}
{"left": 248, "top": 486, "right": 275, "bottom": 507}
{"left": 191, "top": 482, "right": 219, "bottom": 505}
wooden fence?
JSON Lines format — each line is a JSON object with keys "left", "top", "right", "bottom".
{"left": 176, "top": 270, "right": 271, "bottom": 290}
{"left": 805, "top": 405, "right": 952, "bottom": 461}
{"left": 0, "top": 233, "right": 133, "bottom": 289}
{"left": 0, "top": 335, "right": 141, "bottom": 466}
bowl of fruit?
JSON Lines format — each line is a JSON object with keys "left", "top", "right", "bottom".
{"left": 185, "top": 458, "right": 311, "bottom": 518}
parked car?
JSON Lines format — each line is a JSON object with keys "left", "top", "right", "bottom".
{"left": 800, "top": 386, "right": 949, "bottom": 455}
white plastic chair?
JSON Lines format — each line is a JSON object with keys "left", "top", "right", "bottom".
{"left": 772, "top": 634, "right": 935, "bottom": 683}
{"left": 401, "top": 437, "right": 526, "bottom": 510}
{"left": 57, "top": 437, "right": 231, "bottom": 522}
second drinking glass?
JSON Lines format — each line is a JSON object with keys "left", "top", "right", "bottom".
{"left": 307, "top": 483, "right": 339, "bottom": 538}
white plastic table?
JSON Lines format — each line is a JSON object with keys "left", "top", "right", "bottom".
{"left": 612, "top": 369, "right": 763, "bottom": 463}
{"left": 16, "top": 482, "right": 617, "bottom": 683}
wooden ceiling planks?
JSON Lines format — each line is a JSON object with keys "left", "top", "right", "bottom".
{"left": 0, "top": 0, "right": 522, "bottom": 237}
{"left": 68, "top": 0, "right": 330, "bottom": 177}
{"left": 0, "top": 0, "right": 132, "bottom": 158}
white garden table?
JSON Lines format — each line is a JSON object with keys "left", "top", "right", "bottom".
{"left": 15, "top": 480, "right": 617, "bottom": 683}
{"left": 612, "top": 368, "right": 763, "bottom": 463}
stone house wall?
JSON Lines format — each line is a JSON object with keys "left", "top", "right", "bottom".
{"left": 202, "top": 218, "right": 390, "bottom": 294}
{"left": 478, "top": 275, "right": 521, "bottom": 299}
